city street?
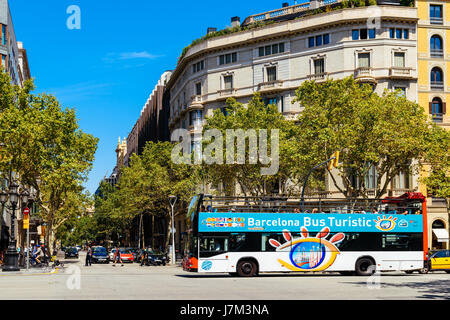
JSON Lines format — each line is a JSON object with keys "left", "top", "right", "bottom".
{"left": 0, "top": 252, "right": 448, "bottom": 300}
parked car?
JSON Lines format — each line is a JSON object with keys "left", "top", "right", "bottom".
{"left": 127, "top": 248, "right": 140, "bottom": 262}
{"left": 406, "top": 250, "right": 450, "bottom": 274}
{"left": 109, "top": 249, "right": 116, "bottom": 261}
{"left": 140, "top": 250, "right": 168, "bottom": 266}
{"left": 118, "top": 248, "right": 134, "bottom": 263}
{"left": 65, "top": 247, "right": 79, "bottom": 259}
{"left": 109, "top": 248, "right": 134, "bottom": 263}
{"left": 91, "top": 246, "right": 109, "bottom": 264}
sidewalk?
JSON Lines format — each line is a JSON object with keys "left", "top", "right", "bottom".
{"left": 0, "top": 266, "right": 62, "bottom": 276}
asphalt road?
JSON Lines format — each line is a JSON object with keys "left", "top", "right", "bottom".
{"left": 0, "top": 251, "right": 448, "bottom": 300}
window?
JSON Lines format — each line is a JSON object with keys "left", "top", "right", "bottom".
{"left": 223, "top": 75, "right": 233, "bottom": 90}
{"left": 258, "top": 43, "right": 285, "bottom": 57}
{"left": 314, "top": 58, "right": 325, "bottom": 74}
{"left": 193, "top": 60, "right": 204, "bottom": 73}
{"left": 394, "top": 52, "right": 405, "bottom": 68}
{"left": 308, "top": 34, "right": 330, "bottom": 47}
{"left": 353, "top": 29, "right": 374, "bottom": 40}
{"left": 394, "top": 87, "right": 406, "bottom": 97}
{"left": 219, "top": 52, "right": 237, "bottom": 65}
{"left": 403, "top": 29, "right": 409, "bottom": 40}
{"left": 430, "top": 97, "right": 445, "bottom": 122}
{"left": 199, "top": 237, "right": 228, "bottom": 258}
{"left": 364, "top": 164, "right": 377, "bottom": 189}
{"left": 358, "top": 53, "right": 371, "bottom": 68}
{"left": 315, "top": 35, "right": 322, "bottom": 46}
{"left": 431, "top": 67, "right": 444, "bottom": 89}
{"left": 430, "top": 35, "right": 443, "bottom": 57}
{"left": 189, "top": 110, "right": 203, "bottom": 126}
{"left": 360, "top": 28, "right": 368, "bottom": 40}
{"left": 262, "top": 233, "right": 287, "bottom": 252}
{"left": 266, "top": 66, "right": 277, "bottom": 82}
{"left": 389, "top": 28, "right": 395, "bottom": 39}
{"left": 396, "top": 28, "right": 402, "bottom": 39}
{"left": 264, "top": 96, "right": 278, "bottom": 106}
{"left": 430, "top": 5, "right": 443, "bottom": 24}
{"left": 1, "top": 25, "right": 6, "bottom": 46}
{"left": 393, "top": 171, "right": 411, "bottom": 189}
{"left": 195, "top": 82, "right": 202, "bottom": 96}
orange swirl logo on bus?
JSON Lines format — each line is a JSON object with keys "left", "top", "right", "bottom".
{"left": 269, "top": 227, "right": 345, "bottom": 272}
{"left": 374, "top": 216, "right": 397, "bottom": 232}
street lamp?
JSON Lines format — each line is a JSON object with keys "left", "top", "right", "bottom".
{"left": 168, "top": 195, "right": 177, "bottom": 265}
{"left": 2, "top": 182, "right": 30, "bottom": 272}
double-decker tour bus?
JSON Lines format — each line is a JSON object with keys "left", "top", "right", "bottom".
{"left": 182, "top": 193, "right": 428, "bottom": 276}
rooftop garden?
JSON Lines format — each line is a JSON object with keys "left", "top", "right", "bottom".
{"left": 176, "top": 0, "right": 416, "bottom": 65}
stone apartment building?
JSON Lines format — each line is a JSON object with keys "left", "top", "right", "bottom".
{"left": 0, "top": 0, "right": 34, "bottom": 252}
{"left": 416, "top": 0, "right": 449, "bottom": 249}
{"left": 164, "top": 0, "right": 448, "bottom": 251}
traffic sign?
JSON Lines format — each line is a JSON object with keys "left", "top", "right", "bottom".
{"left": 23, "top": 207, "right": 30, "bottom": 216}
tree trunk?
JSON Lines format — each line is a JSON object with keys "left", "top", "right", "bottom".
{"left": 165, "top": 214, "right": 172, "bottom": 253}
{"left": 151, "top": 215, "right": 155, "bottom": 250}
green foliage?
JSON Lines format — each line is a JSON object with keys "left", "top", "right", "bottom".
{"left": 421, "top": 125, "right": 450, "bottom": 200}
{"left": 202, "top": 94, "right": 301, "bottom": 196}
{"left": 0, "top": 70, "right": 98, "bottom": 251}
{"left": 293, "top": 76, "right": 440, "bottom": 199}
{"left": 400, "top": 0, "right": 415, "bottom": 7}
{"left": 93, "top": 142, "right": 199, "bottom": 249}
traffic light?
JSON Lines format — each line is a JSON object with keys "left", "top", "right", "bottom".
{"left": 328, "top": 152, "right": 340, "bottom": 171}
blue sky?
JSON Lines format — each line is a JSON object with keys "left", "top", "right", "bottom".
{"left": 9, "top": 0, "right": 307, "bottom": 194}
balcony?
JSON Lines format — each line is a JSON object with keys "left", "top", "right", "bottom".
{"left": 191, "top": 95, "right": 203, "bottom": 104}
{"left": 430, "top": 17, "right": 443, "bottom": 25}
{"left": 308, "top": 72, "right": 328, "bottom": 82}
{"left": 257, "top": 80, "right": 284, "bottom": 92}
{"left": 354, "top": 67, "right": 376, "bottom": 84}
{"left": 432, "top": 113, "right": 443, "bottom": 123}
{"left": 218, "top": 88, "right": 236, "bottom": 96}
{"left": 388, "top": 189, "right": 415, "bottom": 197}
{"left": 389, "top": 67, "right": 412, "bottom": 79}
{"left": 430, "top": 49, "right": 444, "bottom": 58}
{"left": 430, "top": 81, "right": 444, "bottom": 91}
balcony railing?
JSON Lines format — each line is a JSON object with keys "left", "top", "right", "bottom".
{"left": 432, "top": 113, "right": 443, "bottom": 123}
{"left": 308, "top": 72, "right": 328, "bottom": 81}
{"left": 430, "top": 49, "right": 444, "bottom": 58}
{"left": 257, "top": 80, "right": 284, "bottom": 91}
{"left": 390, "top": 67, "right": 412, "bottom": 78}
{"left": 355, "top": 67, "right": 373, "bottom": 77}
{"left": 430, "top": 17, "right": 443, "bottom": 25}
{"left": 218, "top": 88, "right": 237, "bottom": 97}
{"left": 191, "top": 95, "right": 203, "bottom": 104}
{"left": 243, "top": 2, "right": 311, "bottom": 25}
{"left": 430, "top": 81, "right": 444, "bottom": 90}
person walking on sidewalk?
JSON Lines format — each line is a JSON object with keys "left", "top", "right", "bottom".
{"left": 113, "top": 247, "right": 123, "bottom": 267}
{"left": 85, "top": 245, "right": 92, "bottom": 266}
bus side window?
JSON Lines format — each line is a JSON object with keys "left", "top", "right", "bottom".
{"left": 262, "top": 233, "right": 286, "bottom": 252}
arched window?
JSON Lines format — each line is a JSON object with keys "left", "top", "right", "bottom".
{"left": 430, "top": 67, "right": 444, "bottom": 89}
{"left": 430, "top": 35, "right": 443, "bottom": 57}
{"left": 429, "top": 97, "right": 446, "bottom": 122}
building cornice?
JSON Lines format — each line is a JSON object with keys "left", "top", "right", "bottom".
{"left": 167, "top": 6, "right": 418, "bottom": 90}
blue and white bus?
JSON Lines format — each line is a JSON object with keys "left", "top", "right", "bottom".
{"left": 182, "top": 194, "right": 428, "bottom": 276}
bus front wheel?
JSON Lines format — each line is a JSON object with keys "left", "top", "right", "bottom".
{"left": 237, "top": 260, "right": 257, "bottom": 277}
{"left": 355, "top": 258, "right": 376, "bottom": 276}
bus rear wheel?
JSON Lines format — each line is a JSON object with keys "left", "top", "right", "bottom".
{"left": 355, "top": 258, "right": 376, "bottom": 276}
{"left": 237, "top": 260, "right": 257, "bottom": 277}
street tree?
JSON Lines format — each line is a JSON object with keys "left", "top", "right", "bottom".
{"left": 293, "top": 76, "right": 447, "bottom": 199}
{"left": 202, "top": 94, "right": 301, "bottom": 197}
{"left": 0, "top": 72, "right": 98, "bottom": 253}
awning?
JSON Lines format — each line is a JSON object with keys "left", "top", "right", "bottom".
{"left": 432, "top": 229, "right": 449, "bottom": 242}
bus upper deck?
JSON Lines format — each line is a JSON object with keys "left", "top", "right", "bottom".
{"left": 191, "top": 192, "right": 426, "bottom": 216}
